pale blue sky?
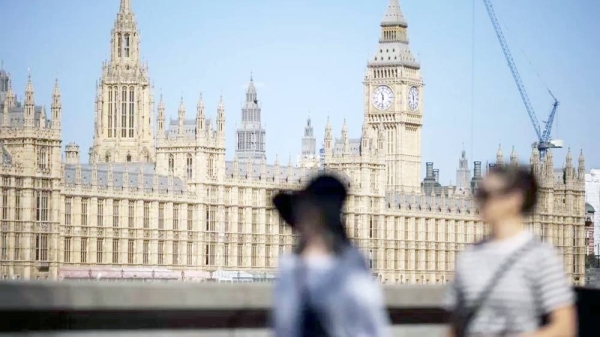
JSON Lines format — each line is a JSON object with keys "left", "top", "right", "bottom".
{"left": 1, "top": 0, "right": 598, "bottom": 184}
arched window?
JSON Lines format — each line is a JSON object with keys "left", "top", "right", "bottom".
{"left": 128, "top": 86, "right": 135, "bottom": 138}
{"left": 108, "top": 87, "right": 114, "bottom": 138}
{"left": 121, "top": 86, "right": 127, "bottom": 137}
{"left": 117, "top": 33, "right": 122, "bottom": 57}
{"left": 124, "top": 34, "right": 130, "bottom": 57}
{"left": 207, "top": 155, "right": 214, "bottom": 178}
{"left": 105, "top": 153, "right": 110, "bottom": 163}
{"left": 126, "top": 154, "right": 131, "bottom": 162}
{"left": 186, "top": 155, "right": 193, "bottom": 180}
{"left": 168, "top": 155, "right": 174, "bottom": 173}
{"left": 112, "top": 87, "right": 118, "bottom": 137}
{"left": 37, "top": 147, "right": 48, "bottom": 170}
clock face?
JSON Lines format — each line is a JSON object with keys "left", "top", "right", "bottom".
{"left": 408, "top": 86, "right": 419, "bottom": 111}
{"left": 372, "top": 85, "right": 394, "bottom": 110}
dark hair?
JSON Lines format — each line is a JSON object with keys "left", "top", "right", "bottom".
{"left": 488, "top": 165, "right": 539, "bottom": 213}
{"left": 292, "top": 197, "right": 351, "bottom": 255}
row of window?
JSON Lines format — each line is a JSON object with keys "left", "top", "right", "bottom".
{"left": 65, "top": 199, "right": 196, "bottom": 231}
{"left": 167, "top": 154, "right": 216, "bottom": 179}
{"left": 0, "top": 232, "right": 584, "bottom": 276}
{"left": 2, "top": 189, "right": 50, "bottom": 222}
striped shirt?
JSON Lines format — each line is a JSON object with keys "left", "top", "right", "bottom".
{"left": 444, "top": 230, "right": 575, "bottom": 336}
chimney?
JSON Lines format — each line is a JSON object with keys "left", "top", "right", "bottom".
{"left": 426, "top": 162, "right": 434, "bottom": 179}
{"left": 65, "top": 142, "right": 80, "bottom": 165}
{"left": 433, "top": 169, "right": 439, "bottom": 183}
{"left": 474, "top": 161, "right": 482, "bottom": 179}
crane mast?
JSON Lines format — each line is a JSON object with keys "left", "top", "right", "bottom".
{"left": 482, "top": 0, "right": 562, "bottom": 158}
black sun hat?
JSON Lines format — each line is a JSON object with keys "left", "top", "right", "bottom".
{"left": 272, "top": 173, "right": 348, "bottom": 227}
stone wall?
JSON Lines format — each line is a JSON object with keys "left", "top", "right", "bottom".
{"left": 0, "top": 282, "right": 598, "bottom": 337}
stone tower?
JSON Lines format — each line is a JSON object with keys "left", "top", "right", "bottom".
{"left": 363, "top": 0, "right": 423, "bottom": 193}
{"left": 235, "top": 75, "right": 266, "bottom": 162}
{"left": 298, "top": 117, "right": 318, "bottom": 168}
{"left": 91, "top": 0, "right": 155, "bottom": 164}
{"left": 456, "top": 148, "right": 471, "bottom": 193}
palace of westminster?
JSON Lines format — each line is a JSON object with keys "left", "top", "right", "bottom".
{"left": 0, "top": 0, "right": 588, "bottom": 284}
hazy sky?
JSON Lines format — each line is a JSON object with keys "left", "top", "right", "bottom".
{"left": 1, "top": 0, "right": 598, "bottom": 184}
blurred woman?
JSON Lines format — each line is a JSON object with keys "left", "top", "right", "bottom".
{"left": 446, "top": 165, "right": 576, "bottom": 337}
{"left": 271, "top": 173, "right": 389, "bottom": 337}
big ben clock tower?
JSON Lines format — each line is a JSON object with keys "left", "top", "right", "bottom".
{"left": 364, "top": 0, "right": 423, "bottom": 193}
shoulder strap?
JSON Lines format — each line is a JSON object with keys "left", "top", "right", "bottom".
{"left": 455, "top": 238, "right": 537, "bottom": 335}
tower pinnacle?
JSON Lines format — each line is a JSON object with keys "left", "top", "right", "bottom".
{"left": 236, "top": 75, "right": 266, "bottom": 161}
{"left": 381, "top": 0, "right": 407, "bottom": 27}
{"left": 120, "top": 0, "right": 131, "bottom": 13}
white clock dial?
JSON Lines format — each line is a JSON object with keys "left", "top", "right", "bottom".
{"left": 408, "top": 86, "right": 419, "bottom": 111}
{"left": 372, "top": 85, "right": 394, "bottom": 110}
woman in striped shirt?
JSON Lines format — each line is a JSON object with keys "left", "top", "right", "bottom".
{"left": 445, "top": 165, "right": 577, "bottom": 337}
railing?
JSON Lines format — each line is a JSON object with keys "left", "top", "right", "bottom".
{"left": 0, "top": 282, "right": 597, "bottom": 336}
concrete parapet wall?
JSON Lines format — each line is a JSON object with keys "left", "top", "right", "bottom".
{"left": 0, "top": 282, "right": 596, "bottom": 337}
{"left": 0, "top": 282, "right": 446, "bottom": 310}
{"left": 0, "top": 282, "right": 447, "bottom": 336}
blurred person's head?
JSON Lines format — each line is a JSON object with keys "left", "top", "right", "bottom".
{"left": 475, "top": 165, "right": 538, "bottom": 228}
{"left": 273, "top": 173, "right": 351, "bottom": 255}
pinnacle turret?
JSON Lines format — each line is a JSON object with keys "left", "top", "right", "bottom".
{"left": 578, "top": 149, "right": 586, "bottom": 181}
{"left": 157, "top": 94, "right": 165, "bottom": 138}
{"left": 196, "top": 92, "right": 205, "bottom": 132}
{"left": 51, "top": 78, "right": 62, "bottom": 129}
{"left": 178, "top": 97, "right": 185, "bottom": 119}
{"left": 510, "top": 146, "right": 517, "bottom": 165}
{"left": 24, "top": 70, "right": 35, "bottom": 126}
{"left": 120, "top": 0, "right": 131, "bottom": 13}
{"left": 217, "top": 95, "right": 225, "bottom": 134}
{"left": 158, "top": 94, "right": 165, "bottom": 116}
{"left": 25, "top": 70, "right": 34, "bottom": 102}
{"left": 246, "top": 74, "right": 257, "bottom": 99}
{"left": 178, "top": 97, "right": 185, "bottom": 135}
{"left": 496, "top": 144, "right": 504, "bottom": 165}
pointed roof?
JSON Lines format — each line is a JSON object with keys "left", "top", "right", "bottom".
{"left": 370, "top": 0, "right": 418, "bottom": 68}
{"left": 25, "top": 69, "right": 34, "bottom": 94}
{"left": 217, "top": 95, "right": 225, "bottom": 111}
{"left": 196, "top": 92, "right": 204, "bottom": 112}
{"left": 381, "top": 0, "right": 407, "bottom": 27}
{"left": 0, "top": 60, "right": 8, "bottom": 82}
{"left": 158, "top": 94, "right": 165, "bottom": 112}
{"left": 510, "top": 146, "right": 517, "bottom": 159}
{"left": 178, "top": 96, "right": 185, "bottom": 113}
{"left": 120, "top": 0, "right": 131, "bottom": 14}
{"left": 247, "top": 72, "right": 256, "bottom": 94}
{"left": 53, "top": 78, "right": 61, "bottom": 96}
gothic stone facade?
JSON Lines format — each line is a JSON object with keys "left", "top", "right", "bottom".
{"left": 0, "top": 0, "right": 587, "bottom": 285}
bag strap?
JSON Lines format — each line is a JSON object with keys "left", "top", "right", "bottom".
{"left": 456, "top": 238, "right": 537, "bottom": 334}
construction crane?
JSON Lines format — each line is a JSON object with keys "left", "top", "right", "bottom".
{"left": 482, "top": 0, "right": 563, "bottom": 158}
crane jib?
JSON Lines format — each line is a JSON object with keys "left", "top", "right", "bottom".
{"left": 482, "top": 0, "right": 560, "bottom": 156}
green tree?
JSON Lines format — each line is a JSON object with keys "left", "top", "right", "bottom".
{"left": 586, "top": 254, "right": 600, "bottom": 268}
